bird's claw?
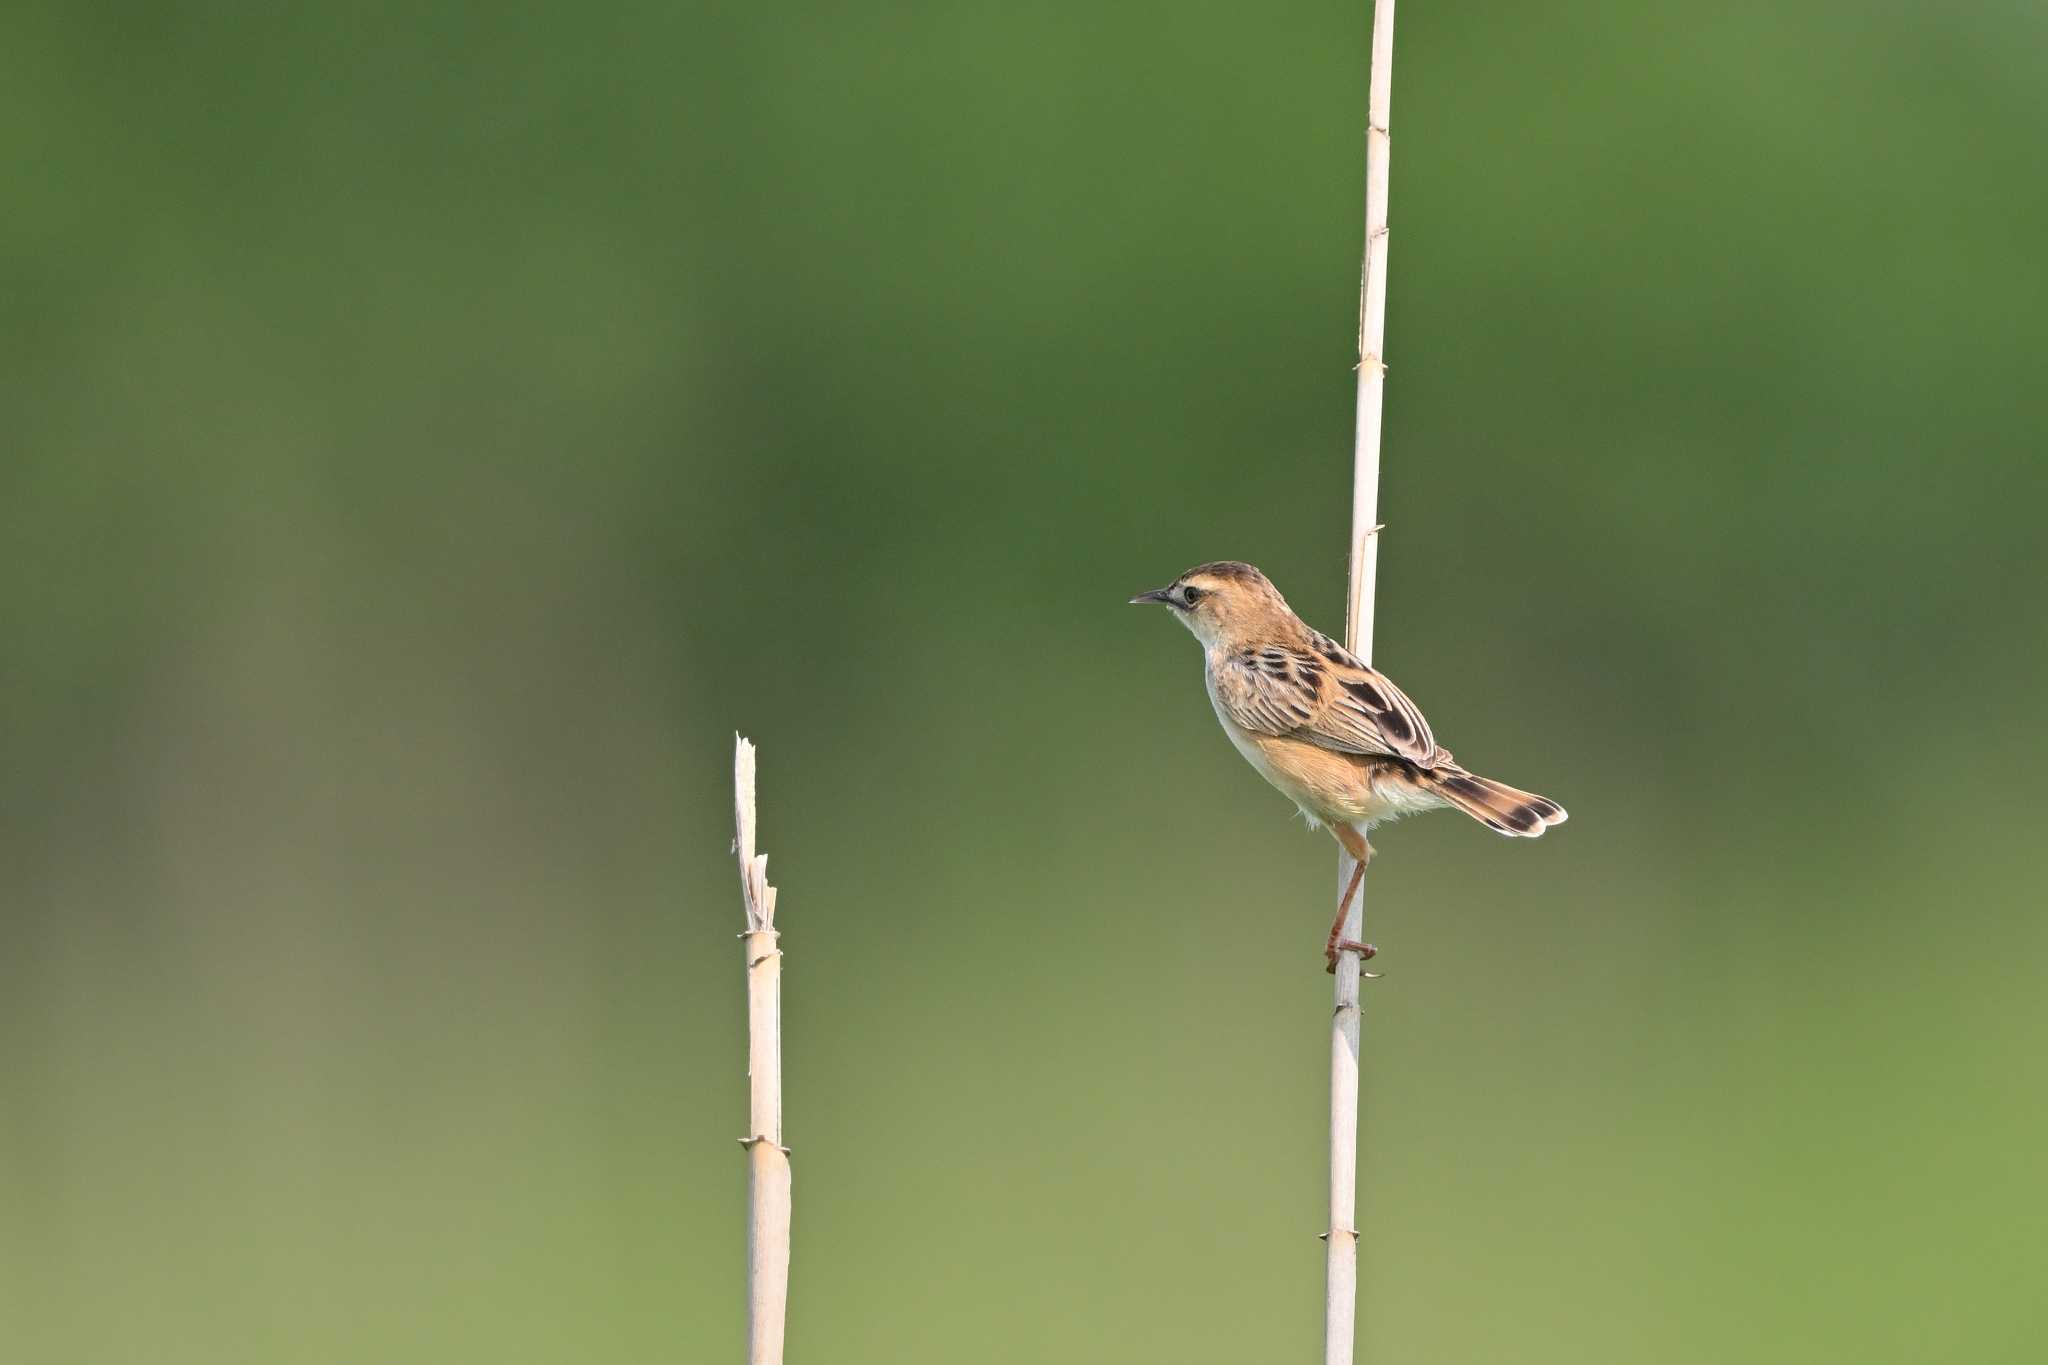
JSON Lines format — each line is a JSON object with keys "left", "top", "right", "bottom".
{"left": 1324, "top": 940, "right": 1378, "bottom": 974}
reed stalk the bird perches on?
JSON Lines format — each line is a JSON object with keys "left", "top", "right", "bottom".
{"left": 1132, "top": 3, "right": 1569, "bottom": 1361}
{"left": 1325, "top": 4, "right": 1397, "bottom": 1355}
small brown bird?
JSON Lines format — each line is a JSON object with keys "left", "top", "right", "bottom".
{"left": 1131, "top": 561, "right": 1566, "bottom": 970}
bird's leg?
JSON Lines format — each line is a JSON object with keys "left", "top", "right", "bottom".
{"left": 1324, "top": 825, "right": 1378, "bottom": 974}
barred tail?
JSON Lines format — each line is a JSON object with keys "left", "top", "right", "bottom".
{"left": 1420, "top": 766, "right": 1569, "bottom": 838}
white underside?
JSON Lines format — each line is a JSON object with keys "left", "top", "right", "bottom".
{"left": 1289, "top": 775, "right": 1447, "bottom": 833}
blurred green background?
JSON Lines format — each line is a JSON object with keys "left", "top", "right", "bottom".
{"left": 6, "top": 1, "right": 2046, "bottom": 1361}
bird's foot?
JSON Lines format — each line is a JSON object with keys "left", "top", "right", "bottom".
{"left": 1324, "top": 939, "right": 1379, "bottom": 975}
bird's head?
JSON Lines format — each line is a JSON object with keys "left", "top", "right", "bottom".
{"left": 1129, "top": 560, "right": 1296, "bottom": 648}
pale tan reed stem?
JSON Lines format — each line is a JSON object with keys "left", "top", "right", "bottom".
{"left": 1329, "top": 1, "right": 1396, "bottom": 1362}
{"left": 734, "top": 736, "right": 789, "bottom": 1365}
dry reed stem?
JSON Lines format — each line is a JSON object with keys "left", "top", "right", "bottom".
{"left": 734, "top": 736, "right": 789, "bottom": 1365}
{"left": 1329, "top": 2, "right": 1396, "bottom": 1362}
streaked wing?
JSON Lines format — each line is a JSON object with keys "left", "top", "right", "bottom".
{"left": 1213, "top": 634, "right": 1445, "bottom": 768}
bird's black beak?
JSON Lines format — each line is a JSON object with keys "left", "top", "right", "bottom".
{"left": 1128, "top": 586, "right": 1177, "bottom": 606}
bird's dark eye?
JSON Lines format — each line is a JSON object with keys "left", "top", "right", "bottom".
{"left": 1180, "top": 585, "right": 1205, "bottom": 606}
